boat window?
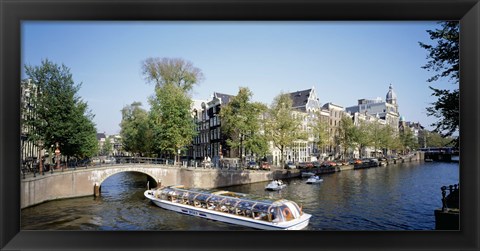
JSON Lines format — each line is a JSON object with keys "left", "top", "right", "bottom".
{"left": 278, "top": 205, "right": 295, "bottom": 221}
{"left": 285, "top": 201, "right": 302, "bottom": 218}
{"left": 252, "top": 203, "right": 270, "bottom": 213}
{"left": 187, "top": 192, "right": 199, "bottom": 202}
{"left": 195, "top": 194, "right": 210, "bottom": 202}
{"left": 269, "top": 207, "right": 282, "bottom": 222}
{"left": 252, "top": 210, "right": 269, "bottom": 221}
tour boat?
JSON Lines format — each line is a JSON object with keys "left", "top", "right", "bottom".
{"left": 144, "top": 185, "right": 311, "bottom": 230}
{"left": 306, "top": 176, "right": 323, "bottom": 184}
{"left": 265, "top": 180, "right": 287, "bottom": 191}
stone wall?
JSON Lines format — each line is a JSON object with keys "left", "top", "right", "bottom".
{"left": 21, "top": 166, "right": 274, "bottom": 208}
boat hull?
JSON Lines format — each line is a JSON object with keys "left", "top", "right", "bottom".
{"left": 301, "top": 172, "right": 315, "bottom": 178}
{"left": 145, "top": 190, "right": 310, "bottom": 230}
{"left": 306, "top": 178, "right": 323, "bottom": 184}
{"left": 265, "top": 184, "right": 286, "bottom": 191}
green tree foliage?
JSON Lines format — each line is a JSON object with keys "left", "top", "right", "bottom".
{"left": 120, "top": 102, "right": 153, "bottom": 156}
{"left": 220, "top": 87, "right": 268, "bottom": 163}
{"left": 100, "top": 136, "right": 113, "bottom": 156}
{"left": 419, "top": 21, "right": 459, "bottom": 140}
{"left": 367, "top": 122, "right": 395, "bottom": 157}
{"left": 265, "top": 93, "right": 306, "bottom": 167}
{"left": 311, "top": 112, "right": 330, "bottom": 152}
{"left": 424, "top": 131, "right": 455, "bottom": 147}
{"left": 337, "top": 115, "right": 356, "bottom": 159}
{"left": 142, "top": 57, "right": 202, "bottom": 162}
{"left": 399, "top": 126, "right": 418, "bottom": 154}
{"left": 141, "top": 57, "right": 204, "bottom": 92}
{"left": 352, "top": 120, "right": 372, "bottom": 159}
{"left": 23, "top": 59, "right": 98, "bottom": 160}
{"left": 149, "top": 83, "right": 197, "bottom": 161}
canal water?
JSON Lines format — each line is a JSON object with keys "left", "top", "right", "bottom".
{"left": 21, "top": 161, "right": 459, "bottom": 230}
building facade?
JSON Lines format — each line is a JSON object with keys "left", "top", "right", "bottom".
{"left": 190, "top": 92, "right": 235, "bottom": 166}
{"left": 270, "top": 87, "right": 323, "bottom": 166}
{"left": 20, "top": 79, "right": 40, "bottom": 166}
{"left": 321, "top": 102, "right": 346, "bottom": 160}
{"left": 346, "top": 84, "right": 400, "bottom": 132}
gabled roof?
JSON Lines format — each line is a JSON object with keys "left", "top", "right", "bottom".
{"left": 214, "top": 92, "right": 235, "bottom": 105}
{"left": 345, "top": 106, "right": 359, "bottom": 114}
{"left": 289, "top": 89, "right": 312, "bottom": 111}
{"left": 96, "top": 133, "right": 106, "bottom": 140}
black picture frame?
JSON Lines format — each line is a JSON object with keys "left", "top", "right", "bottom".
{"left": 1, "top": 0, "right": 479, "bottom": 250}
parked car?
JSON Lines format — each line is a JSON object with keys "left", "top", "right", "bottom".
{"left": 349, "top": 159, "right": 362, "bottom": 165}
{"left": 305, "top": 162, "right": 314, "bottom": 168}
{"left": 104, "top": 157, "right": 116, "bottom": 164}
{"left": 312, "top": 161, "right": 321, "bottom": 168}
{"left": 91, "top": 157, "right": 101, "bottom": 165}
{"left": 285, "top": 161, "right": 296, "bottom": 169}
{"left": 297, "top": 162, "right": 307, "bottom": 169}
{"left": 321, "top": 161, "right": 336, "bottom": 167}
{"left": 260, "top": 162, "right": 271, "bottom": 170}
{"left": 369, "top": 158, "right": 379, "bottom": 165}
{"left": 247, "top": 161, "right": 259, "bottom": 169}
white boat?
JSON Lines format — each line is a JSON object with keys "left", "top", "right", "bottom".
{"left": 425, "top": 158, "right": 433, "bottom": 162}
{"left": 265, "top": 180, "right": 287, "bottom": 191}
{"left": 144, "top": 185, "right": 311, "bottom": 230}
{"left": 306, "top": 176, "right": 323, "bottom": 184}
{"left": 301, "top": 171, "right": 316, "bottom": 178}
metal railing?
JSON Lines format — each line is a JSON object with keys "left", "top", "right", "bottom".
{"left": 441, "top": 183, "right": 459, "bottom": 211}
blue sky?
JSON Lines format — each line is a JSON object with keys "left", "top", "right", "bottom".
{"left": 22, "top": 21, "right": 455, "bottom": 135}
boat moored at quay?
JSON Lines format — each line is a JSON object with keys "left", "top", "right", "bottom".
{"left": 144, "top": 185, "right": 311, "bottom": 230}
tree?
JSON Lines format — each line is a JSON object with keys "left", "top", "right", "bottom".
{"left": 424, "top": 131, "right": 455, "bottom": 147}
{"left": 120, "top": 102, "right": 153, "bottom": 156}
{"left": 311, "top": 112, "right": 330, "bottom": 157}
{"left": 352, "top": 120, "right": 372, "bottom": 159}
{"left": 265, "top": 93, "right": 306, "bottom": 167}
{"left": 337, "top": 115, "right": 356, "bottom": 159}
{"left": 23, "top": 59, "right": 98, "bottom": 162}
{"left": 220, "top": 87, "right": 268, "bottom": 164}
{"left": 367, "top": 122, "right": 394, "bottom": 158}
{"left": 100, "top": 136, "right": 113, "bottom": 156}
{"left": 149, "top": 82, "right": 197, "bottom": 162}
{"left": 141, "top": 57, "right": 204, "bottom": 92}
{"left": 399, "top": 126, "right": 418, "bottom": 154}
{"left": 142, "top": 57, "right": 203, "bottom": 163}
{"left": 419, "top": 21, "right": 459, "bottom": 142}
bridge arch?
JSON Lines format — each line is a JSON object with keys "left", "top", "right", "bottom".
{"left": 90, "top": 166, "right": 168, "bottom": 196}
{"left": 96, "top": 169, "right": 159, "bottom": 187}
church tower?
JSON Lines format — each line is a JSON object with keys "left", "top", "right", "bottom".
{"left": 386, "top": 84, "right": 397, "bottom": 106}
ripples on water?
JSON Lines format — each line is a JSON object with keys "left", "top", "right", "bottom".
{"left": 21, "top": 162, "right": 459, "bottom": 230}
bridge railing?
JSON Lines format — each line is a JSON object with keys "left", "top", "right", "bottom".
{"left": 21, "top": 156, "right": 269, "bottom": 179}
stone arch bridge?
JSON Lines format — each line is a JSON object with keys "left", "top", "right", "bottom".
{"left": 21, "top": 164, "right": 273, "bottom": 209}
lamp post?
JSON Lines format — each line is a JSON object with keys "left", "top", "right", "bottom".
{"left": 55, "top": 142, "right": 61, "bottom": 172}
{"left": 37, "top": 140, "right": 44, "bottom": 176}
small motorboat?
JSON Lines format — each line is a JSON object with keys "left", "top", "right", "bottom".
{"left": 301, "top": 171, "right": 315, "bottom": 178}
{"left": 425, "top": 158, "right": 433, "bottom": 162}
{"left": 306, "top": 176, "right": 323, "bottom": 184}
{"left": 265, "top": 180, "right": 287, "bottom": 191}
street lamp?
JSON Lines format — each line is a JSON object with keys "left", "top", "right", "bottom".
{"left": 38, "top": 140, "right": 44, "bottom": 176}
{"left": 55, "top": 142, "right": 61, "bottom": 171}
